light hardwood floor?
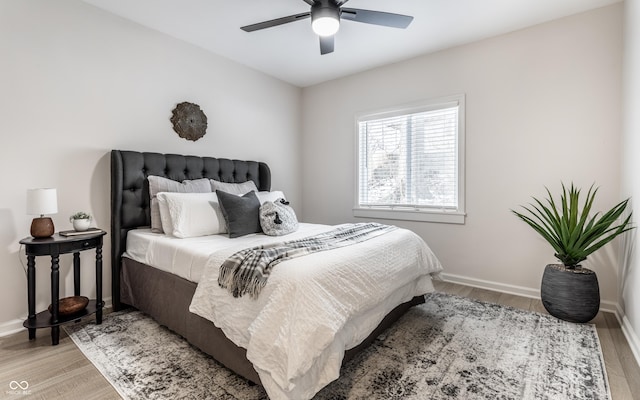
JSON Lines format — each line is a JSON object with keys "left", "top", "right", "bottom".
{"left": 1, "top": 281, "right": 638, "bottom": 399}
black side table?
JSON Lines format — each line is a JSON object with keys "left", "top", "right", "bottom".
{"left": 19, "top": 230, "right": 107, "bottom": 345}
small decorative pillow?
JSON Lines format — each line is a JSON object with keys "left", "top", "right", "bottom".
{"left": 259, "top": 198, "right": 298, "bottom": 236}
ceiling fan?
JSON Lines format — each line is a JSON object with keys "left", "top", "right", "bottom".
{"left": 240, "top": 0, "right": 414, "bottom": 55}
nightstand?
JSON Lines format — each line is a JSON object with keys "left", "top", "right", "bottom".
{"left": 19, "top": 230, "right": 107, "bottom": 345}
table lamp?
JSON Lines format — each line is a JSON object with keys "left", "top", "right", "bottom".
{"left": 26, "top": 188, "right": 58, "bottom": 238}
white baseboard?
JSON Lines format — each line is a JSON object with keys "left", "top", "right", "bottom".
{"left": 621, "top": 315, "right": 640, "bottom": 369}
{"left": 439, "top": 273, "right": 619, "bottom": 314}
{"left": 0, "top": 297, "right": 112, "bottom": 338}
{"left": 440, "top": 272, "right": 540, "bottom": 299}
{"left": 0, "top": 318, "right": 26, "bottom": 338}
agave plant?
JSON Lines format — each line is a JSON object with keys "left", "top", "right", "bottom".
{"left": 512, "top": 183, "right": 633, "bottom": 268}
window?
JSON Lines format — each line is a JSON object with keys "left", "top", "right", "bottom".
{"left": 354, "top": 94, "right": 465, "bottom": 224}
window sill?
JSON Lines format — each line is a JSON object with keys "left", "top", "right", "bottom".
{"left": 353, "top": 207, "right": 466, "bottom": 224}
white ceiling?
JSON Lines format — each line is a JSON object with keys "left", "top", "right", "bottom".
{"left": 82, "top": 0, "right": 621, "bottom": 87}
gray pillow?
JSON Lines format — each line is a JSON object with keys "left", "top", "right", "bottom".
{"left": 148, "top": 176, "right": 211, "bottom": 233}
{"left": 210, "top": 179, "right": 258, "bottom": 195}
{"left": 216, "top": 190, "right": 262, "bottom": 238}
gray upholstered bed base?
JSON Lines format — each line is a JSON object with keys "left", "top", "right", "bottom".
{"left": 121, "top": 257, "right": 425, "bottom": 385}
{"left": 121, "top": 258, "right": 262, "bottom": 383}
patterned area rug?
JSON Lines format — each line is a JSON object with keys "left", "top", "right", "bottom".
{"left": 63, "top": 292, "right": 610, "bottom": 400}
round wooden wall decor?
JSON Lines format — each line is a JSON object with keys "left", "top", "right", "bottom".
{"left": 170, "top": 102, "right": 208, "bottom": 141}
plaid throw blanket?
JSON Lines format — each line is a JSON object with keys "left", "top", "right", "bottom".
{"left": 218, "top": 223, "right": 397, "bottom": 298}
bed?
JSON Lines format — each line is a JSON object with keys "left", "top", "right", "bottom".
{"left": 110, "top": 149, "right": 443, "bottom": 400}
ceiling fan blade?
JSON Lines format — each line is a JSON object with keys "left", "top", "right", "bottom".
{"left": 340, "top": 8, "right": 413, "bottom": 29}
{"left": 319, "top": 35, "right": 334, "bottom": 55}
{"left": 241, "top": 12, "right": 311, "bottom": 32}
{"left": 301, "top": 0, "right": 316, "bottom": 5}
{"left": 336, "top": 0, "right": 351, "bottom": 5}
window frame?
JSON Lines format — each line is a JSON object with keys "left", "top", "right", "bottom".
{"left": 353, "top": 94, "right": 466, "bottom": 224}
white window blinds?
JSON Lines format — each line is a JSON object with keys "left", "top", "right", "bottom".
{"left": 358, "top": 101, "right": 460, "bottom": 211}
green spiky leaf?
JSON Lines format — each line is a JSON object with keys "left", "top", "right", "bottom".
{"left": 512, "top": 183, "right": 634, "bottom": 267}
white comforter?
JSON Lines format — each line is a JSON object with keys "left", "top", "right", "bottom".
{"left": 188, "top": 223, "right": 443, "bottom": 400}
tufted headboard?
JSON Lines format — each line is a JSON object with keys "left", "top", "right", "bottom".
{"left": 110, "top": 150, "right": 271, "bottom": 310}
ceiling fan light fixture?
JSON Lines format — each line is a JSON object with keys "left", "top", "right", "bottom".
{"left": 242, "top": 0, "right": 414, "bottom": 55}
{"left": 312, "top": 16, "right": 339, "bottom": 36}
{"left": 311, "top": 5, "right": 340, "bottom": 37}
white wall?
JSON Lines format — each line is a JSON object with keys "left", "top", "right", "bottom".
{"left": 0, "top": 0, "right": 301, "bottom": 334}
{"left": 302, "top": 5, "right": 624, "bottom": 305}
{"left": 621, "top": 0, "right": 640, "bottom": 360}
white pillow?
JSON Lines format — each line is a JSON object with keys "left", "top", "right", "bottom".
{"left": 157, "top": 192, "right": 227, "bottom": 238}
{"left": 157, "top": 196, "right": 174, "bottom": 235}
{"left": 256, "top": 190, "right": 286, "bottom": 205}
{"left": 148, "top": 176, "right": 211, "bottom": 233}
{"left": 210, "top": 179, "right": 258, "bottom": 195}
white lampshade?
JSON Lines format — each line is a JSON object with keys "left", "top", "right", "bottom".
{"left": 26, "top": 188, "right": 58, "bottom": 216}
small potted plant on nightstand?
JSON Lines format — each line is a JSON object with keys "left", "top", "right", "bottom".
{"left": 69, "top": 211, "right": 92, "bottom": 232}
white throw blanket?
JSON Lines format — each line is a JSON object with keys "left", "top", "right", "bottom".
{"left": 189, "top": 223, "right": 443, "bottom": 400}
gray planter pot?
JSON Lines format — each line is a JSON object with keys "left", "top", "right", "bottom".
{"left": 540, "top": 264, "right": 600, "bottom": 323}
